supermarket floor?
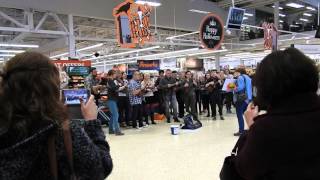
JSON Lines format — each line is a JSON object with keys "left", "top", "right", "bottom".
{"left": 104, "top": 113, "right": 240, "bottom": 180}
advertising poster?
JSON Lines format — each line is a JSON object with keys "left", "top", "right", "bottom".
{"left": 160, "top": 58, "right": 177, "bottom": 70}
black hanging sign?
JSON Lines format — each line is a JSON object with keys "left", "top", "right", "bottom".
{"left": 199, "top": 13, "right": 224, "bottom": 50}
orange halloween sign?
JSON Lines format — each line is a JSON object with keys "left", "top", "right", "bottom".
{"left": 113, "top": 0, "right": 152, "bottom": 48}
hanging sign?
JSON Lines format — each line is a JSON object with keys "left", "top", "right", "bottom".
{"left": 262, "top": 22, "right": 278, "bottom": 51}
{"left": 137, "top": 60, "right": 160, "bottom": 70}
{"left": 53, "top": 60, "right": 91, "bottom": 69}
{"left": 199, "top": 13, "right": 224, "bottom": 50}
{"left": 113, "top": 0, "right": 152, "bottom": 48}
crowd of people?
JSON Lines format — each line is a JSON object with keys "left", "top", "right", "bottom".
{"left": 0, "top": 48, "right": 319, "bottom": 179}
{"left": 85, "top": 65, "right": 254, "bottom": 136}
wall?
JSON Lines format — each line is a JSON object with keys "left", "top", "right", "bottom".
{"left": 0, "top": 0, "right": 228, "bottom": 31}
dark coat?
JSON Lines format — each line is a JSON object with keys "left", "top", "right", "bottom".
{"left": 235, "top": 93, "right": 320, "bottom": 180}
{"left": 0, "top": 120, "right": 113, "bottom": 180}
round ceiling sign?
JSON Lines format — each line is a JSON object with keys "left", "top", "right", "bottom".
{"left": 199, "top": 13, "right": 224, "bottom": 50}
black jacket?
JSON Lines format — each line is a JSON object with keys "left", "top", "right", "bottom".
{"left": 0, "top": 120, "right": 113, "bottom": 180}
{"left": 107, "top": 79, "right": 119, "bottom": 101}
{"left": 235, "top": 93, "right": 320, "bottom": 180}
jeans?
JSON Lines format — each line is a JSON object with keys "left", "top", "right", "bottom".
{"left": 164, "top": 94, "right": 178, "bottom": 121}
{"left": 107, "top": 100, "right": 120, "bottom": 133}
{"left": 235, "top": 101, "right": 248, "bottom": 133}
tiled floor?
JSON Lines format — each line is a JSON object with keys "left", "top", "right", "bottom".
{"left": 105, "top": 113, "right": 240, "bottom": 180}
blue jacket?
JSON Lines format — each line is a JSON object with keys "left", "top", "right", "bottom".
{"left": 235, "top": 75, "right": 252, "bottom": 102}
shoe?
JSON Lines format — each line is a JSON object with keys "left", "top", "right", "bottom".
{"left": 174, "top": 118, "right": 180, "bottom": 123}
{"left": 167, "top": 119, "right": 171, "bottom": 123}
{"left": 152, "top": 121, "right": 157, "bottom": 125}
{"left": 115, "top": 132, "right": 125, "bottom": 136}
{"left": 109, "top": 131, "right": 115, "bottom": 135}
{"left": 206, "top": 114, "right": 210, "bottom": 117}
{"left": 135, "top": 127, "right": 142, "bottom": 130}
{"left": 233, "top": 132, "right": 242, "bottom": 136}
{"left": 220, "top": 116, "right": 225, "bottom": 120}
{"left": 212, "top": 116, "right": 216, "bottom": 120}
{"left": 143, "top": 124, "right": 149, "bottom": 128}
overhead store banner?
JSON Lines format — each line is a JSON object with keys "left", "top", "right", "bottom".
{"left": 160, "top": 58, "right": 177, "bottom": 70}
{"left": 113, "top": 0, "right": 152, "bottom": 48}
{"left": 53, "top": 60, "right": 91, "bottom": 69}
{"left": 137, "top": 60, "right": 160, "bottom": 70}
{"left": 199, "top": 13, "right": 224, "bottom": 50}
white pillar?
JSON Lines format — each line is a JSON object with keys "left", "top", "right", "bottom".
{"left": 215, "top": 53, "right": 220, "bottom": 71}
{"left": 274, "top": 2, "right": 279, "bottom": 28}
{"left": 68, "top": 14, "right": 76, "bottom": 58}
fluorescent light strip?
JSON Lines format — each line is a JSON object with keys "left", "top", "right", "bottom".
{"left": 77, "top": 43, "right": 103, "bottom": 51}
{"left": 279, "top": 20, "right": 284, "bottom": 23}
{"left": 272, "top": 5, "right": 283, "bottom": 10}
{"left": 189, "top": 9, "right": 210, "bottom": 14}
{"left": 243, "top": 17, "right": 248, "bottom": 20}
{"left": 135, "top": 0, "right": 161, "bottom": 7}
{"left": 307, "top": 6, "right": 316, "bottom": 11}
{"left": 244, "top": 13, "right": 253, "bottom": 17}
{"left": 50, "top": 43, "right": 105, "bottom": 59}
{"left": 286, "top": 3, "right": 304, "bottom": 8}
{"left": 166, "top": 31, "right": 200, "bottom": 40}
{"left": 0, "top": 50, "right": 25, "bottom": 53}
{"left": 300, "top": 18, "right": 309, "bottom": 22}
{"left": 226, "top": 52, "right": 251, "bottom": 57}
{"left": 303, "top": 13, "right": 312, "bottom": 17}
{"left": 279, "top": 13, "right": 286, "bottom": 17}
{"left": 0, "top": 54, "right": 16, "bottom": 57}
{"left": 92, "top": 48, "right": 200, "bottom": 65}
{"left": 89, "top": 46, "right": 161, "bottom": 61}
{"left": 0, "top": 43, "right": 39, "bottom": 48}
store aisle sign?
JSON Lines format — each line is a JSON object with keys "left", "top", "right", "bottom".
{"left": 137, "top": 60, "right": 160, "bottom": 70}
{"left": 113, "top": 0, "right": 152, "bottom": 48}
{"left": 200, "top": 13, "right": 224, "bottom": 50}
{"left": 53, "top": 60, "right": 91, "bottom": 69}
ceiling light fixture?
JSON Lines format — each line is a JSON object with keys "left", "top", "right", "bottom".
{"left": 303, "top": 13, "right": 312, "bottom": 17}
{"left": 279, "top": 20, "right": 284, "bottom": 23}
{"left": 0, "top": 54, "right": 15, "bottom": 57}
{"left": 0, "top": 50, "right": 25, "bottom": 53}
{"left": 272, "top": 5, "right": 283, "bottom": 10}
{"left": 306, "top": 6, "right": 316, "bottom": 11}
{"left": 89, "top": 46, "right": 161, "bottom": 61}
{"left": 135, "top": 0, "right": 161, "bottom": 7}
{"left": 50, "top": 43, "right": 105, "bottom": 59}
{"left": 244, "top": 13, "right": 253, "bottom": 17}
{"left": 243, "top": 17, "right": 248, "bottom": 20}
{"left": 279, "top": 13, "right": 286, "bottom": 17}
{"left": 0, "top": 43, "right": 39, "bottom": 48}
{"left": 300, "top": 18, "right": 309, "bottom": 22}
{"left": 189, "top": 9, "right": 210, "bottom": 14}
{"left": 286, "top": 3, "right": 304, "bottom": 9}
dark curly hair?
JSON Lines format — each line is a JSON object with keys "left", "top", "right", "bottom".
{"left": 0, "top": 52, "right": 67, "bottom": 138}
{"left": 254, "top": 48, "right": 319, "bottom": 109}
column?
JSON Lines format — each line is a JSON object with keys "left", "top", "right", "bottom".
{"left": 215, "top": 53, "right": 220, "bottom": 71}
{"left": 274, "top": 2, "right": 279, "bottom": 28}
{"left": 68, "top": 14, "right": 76, "bottom": 58}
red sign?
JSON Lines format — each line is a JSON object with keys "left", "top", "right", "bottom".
{"left": 53, "top": 60, "right": 91, "bottom": 69}
{"left": 113, "top": 0, "right": 152, "bottom": 48}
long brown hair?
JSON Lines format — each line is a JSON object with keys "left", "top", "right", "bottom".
{"left": 0, "top": 52, "right": 67, "bottom": 137}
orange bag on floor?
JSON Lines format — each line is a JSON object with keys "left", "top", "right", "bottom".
{"left": 154, "top": 113, "right": 165, "bottom": 121}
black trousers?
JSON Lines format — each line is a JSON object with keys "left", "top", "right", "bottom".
{"left": 201, "top": 93, "right": 210, "bottom": 112}
{"left": 210, "top": 92, "right": 223, "bottom": 117}
{"left": 184, "top": 93, "right": 198, "bottom": 120}
{"left": 118, "top": 96, "right": 130, "bottom": 125}
{"left": 176, "top": 92, "right": 185, "bottom": 118}
{"left": 225, "top": 92, "right": 233, "bottom": 111}
{"left": 195, "top": 90, "right": 201, "bottom": 113}
{"left": 131, "top": 104, "right": 143, "bottom": 128}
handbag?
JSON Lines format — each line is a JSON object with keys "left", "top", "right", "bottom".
{"left": 48, "top": 121, "right": 79, "bottom": 180}
{"left": 235, "top": 75, "right": 247, "bottom": 104}
{"left": 220, "top": 133, "right": 247, "bottom": 180}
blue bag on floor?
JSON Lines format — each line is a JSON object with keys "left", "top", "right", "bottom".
{"left": 181, "top": 114, "right": 202, "bottom": 130}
